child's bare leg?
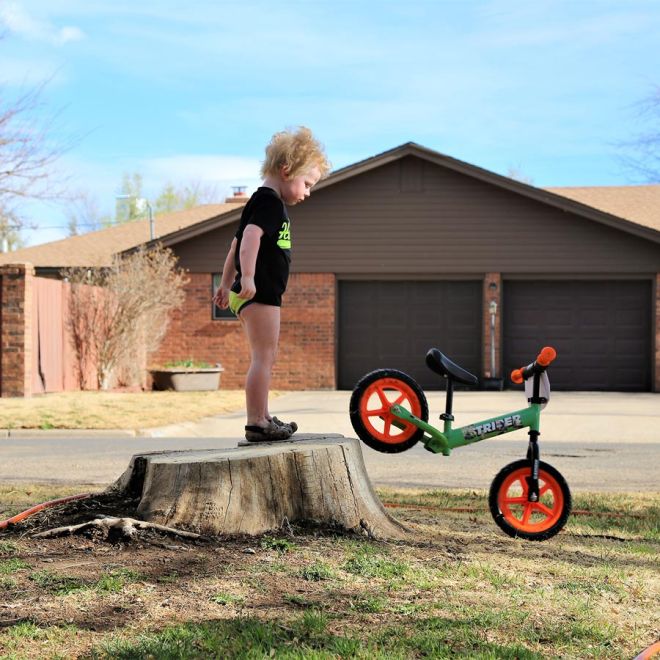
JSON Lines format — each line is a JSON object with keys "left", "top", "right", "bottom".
{"left": 241, "top": 303, "right": 280, "bottom": 427}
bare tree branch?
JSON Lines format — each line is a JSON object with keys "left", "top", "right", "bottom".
{"left": 619, "top": 85, "right": 660, "bottom": 183}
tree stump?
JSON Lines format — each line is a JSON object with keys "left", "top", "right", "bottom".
{"left": 107, "top": 434, "right": 407, "bottom": 539}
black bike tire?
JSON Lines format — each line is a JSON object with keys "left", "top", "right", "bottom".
{"left": 489, "top": 459, "right": 571, "bottom": 541}
{"left": 349, "top": 369, "right": 428, "bottom": 454}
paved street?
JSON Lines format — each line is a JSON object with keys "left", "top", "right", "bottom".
{"left": 2, "top": 390, "right": 658, "bottom": 492}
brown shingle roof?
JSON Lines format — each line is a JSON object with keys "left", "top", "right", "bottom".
{"left": 545, "top": 185, "right": 660, "bottom": 233}
{"left": 0, "top": 203, "right": 245, "bottom": 268}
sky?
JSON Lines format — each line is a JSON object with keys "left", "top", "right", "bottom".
{"left": 1, "top": 0, "right": 659, "bottom": 246}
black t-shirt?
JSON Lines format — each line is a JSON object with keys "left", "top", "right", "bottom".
{"left": 231, "top": 187, "right": 291, "bottom": 306}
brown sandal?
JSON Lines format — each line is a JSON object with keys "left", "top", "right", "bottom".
{"left": 245, "top": 421, "right": 293, "bottom": 443}
{"left": 272, "top": 416, "right": 298, "bottom": 434}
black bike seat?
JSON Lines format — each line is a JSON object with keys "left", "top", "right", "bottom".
{"left": 425, "top": 348, "right": 479, "bottom": 387}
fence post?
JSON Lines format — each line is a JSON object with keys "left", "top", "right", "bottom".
{"left": 0, "top": 263, "right": 35, "bottom": 397}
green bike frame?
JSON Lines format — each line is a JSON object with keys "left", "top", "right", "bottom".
{"left": 390, "top": 403, "right": 542, "bottom": 456}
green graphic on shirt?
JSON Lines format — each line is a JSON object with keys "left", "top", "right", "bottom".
{"left": 277, "top": 219, "right": 291, "bottom": 249}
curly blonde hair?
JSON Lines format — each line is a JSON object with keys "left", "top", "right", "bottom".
{"left": 261, "top": 126, "right": 331, "bottom": 179}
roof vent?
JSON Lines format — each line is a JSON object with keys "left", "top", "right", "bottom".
{"left": 226, "top": 186, "right": 248, "bottom": 203}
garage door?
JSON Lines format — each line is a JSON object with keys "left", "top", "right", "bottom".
{"left": 503, "top": 280, "right": 652, "bottom": 391}
{"left": 338, "top": 280, "right": 482, "bottom": 390}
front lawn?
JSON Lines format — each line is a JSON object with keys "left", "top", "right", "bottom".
{"left": 0, "top": 485, "right": 658, "bottom": 659}
{"left": 0, "top": 390, "right": 248, "bottom": 430}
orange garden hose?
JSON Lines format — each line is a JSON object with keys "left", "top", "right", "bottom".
{"left": 0, "top": 493, "right": 94, "bottom": 530}
{"left": 634, "top": 640, "right": 660, "bottom": 660}
{"left": 382, "top": 502, "right": 645, "bottom": 519}
{"left": 0, "top": 494, "right": 648, "bottom": 531}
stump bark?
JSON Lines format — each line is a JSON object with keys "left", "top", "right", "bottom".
{"left": 107, "top": 434, "right": 406, "bottom": 538}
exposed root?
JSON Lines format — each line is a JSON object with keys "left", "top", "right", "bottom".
{"left": 32, "top": 514, "right": 202, "bottom": 542}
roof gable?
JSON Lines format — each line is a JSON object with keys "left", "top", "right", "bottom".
{"left": 315, "top": 143, "right": 660, "bottom": 243}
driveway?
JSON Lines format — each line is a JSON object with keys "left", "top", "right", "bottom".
{"left": 2, "top": 390, "right": 658, "bottom": 492}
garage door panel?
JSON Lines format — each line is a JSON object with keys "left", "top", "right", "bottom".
{"left": 504, "top": 281, "right": 651, "bottom": 391}
{"left": 580, "top": 309, "right": 607, "bottom": 326}
{"left": 339, "top": 280, "right": 482, "bottom": 390}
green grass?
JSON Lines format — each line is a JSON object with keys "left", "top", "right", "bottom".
{"left": 210, "top": 592, "right": 245, "bottom": 606}
{"left": 87, "top": 613, "right": 558, "bottom": 659}
{"left": 0, "top": 541, "right": 20, "bottom": 556}
{"left": 342, "top": 546, "right": 409, "bottom": 579}
{"left": 260, "top": 535, "right": 297, "bottom": 554}
{"left": 348, "top": 594, "right": 388, "bottom": 613}
{"left": 0, "top": 576, "right": 18, "bottom": 590}
{"left": 5, "top": 622, "right": 48, "bottom": 641}
{"left": 29, "top": 569, "right": 89, "bottom": 595}
{"left": 298, "top": 559, "right": 336, "bottom": 582}
{"left": 95, "top": 569, "right": 142, "bottom": 593}
{"left": 0, "top": 558, "right": 30, "bottom": 574}
{"left": 28, "top": 568, "right": 142, "bottom": 596}
{"left": 0, "top": 483, "right": 95, "bottom": 520}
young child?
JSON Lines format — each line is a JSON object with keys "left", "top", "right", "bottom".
{"left": 213, "top": 127, "right": 330, "bottom": 442}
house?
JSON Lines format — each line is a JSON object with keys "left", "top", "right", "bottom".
{"left": 2, "top": 143, "right": 659, "bottom": 394}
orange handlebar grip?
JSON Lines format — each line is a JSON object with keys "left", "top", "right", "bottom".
{"left": 537, "top": 346, "right": 557, "bottom": 367}
{"left": 511, "top": 368, "right": 524, "bottom": 384}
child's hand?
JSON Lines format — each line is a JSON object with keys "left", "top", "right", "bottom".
{"left": 213, "top": 286, "right": 230, "bottom": 308}
{"left": 239, "top": 276, "right": 256, "bottom": 300}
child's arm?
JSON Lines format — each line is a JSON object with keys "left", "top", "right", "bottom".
{"left": 237, "top": 225, "right": 264, "bottom": 300}
{"left": 213, "top": 238, "right": 238, "bottom": 308}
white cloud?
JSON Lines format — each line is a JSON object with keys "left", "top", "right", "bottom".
{"left": 56, "top": 25, "right": 85, "bottom": 45}
{"left": 0, "top": 1, "right": 85, "bottom": 45}
{"left": 141, "top": 154, "right": 262, "bottom": 187}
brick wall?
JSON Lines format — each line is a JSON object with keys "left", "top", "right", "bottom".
{"left": 276, "top": 273, "right": 335, "bottom": 389}
{"left": 0, "top": 263, "right": 34, "bottom": 397}
{"left": 482, "top": 272, "right": 502, "bottom": 379}
{"left": 154, "top": 272, "right": 336, "bottom": 390}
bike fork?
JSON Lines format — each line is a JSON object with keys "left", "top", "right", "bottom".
{"left": 526, "top": 430, "right": 540, "bottom": 502}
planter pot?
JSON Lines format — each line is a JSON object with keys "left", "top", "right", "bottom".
{"left": 480, "top": 377, "right": 504, "bottom": 391}
{"left": 150, "top": 367, "right": 224, "bottom": 392}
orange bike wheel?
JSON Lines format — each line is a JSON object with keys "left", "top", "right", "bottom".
{"left": 489, "top": 460, "right": 571, "bottom": 541}
{"left": 349, "top": 369, "right": 428, "bottom": 453}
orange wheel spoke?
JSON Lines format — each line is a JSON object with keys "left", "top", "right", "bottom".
{"left": 521, "top": 504, "right": 533, "bottom": 525}
{"left": 534, "top": 502, "right": 554, "bottom": 518}
{"left": 539, "top": 483, "right": 552, "bottom": 498}
{"left": 503, "top": 496, "right": 527, "bottom": 505}
{"left": 366, "top": 406, "right": 389, "bottom": 417}
{"left": 376, "top": 387, "right": 391, "bottom": 408}
{"left": 383, "top": 416, "right": 393, "bottom": 437}
{"left": 393, "top": 393, "right": 407, "bottom": 406}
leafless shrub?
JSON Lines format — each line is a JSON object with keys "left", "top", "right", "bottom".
{"left": 62, "top": 246, "right": 189, "bottom": 390}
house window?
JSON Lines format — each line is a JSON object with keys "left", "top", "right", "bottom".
{"left": 212, "top": 274, "right": 237, "bottom": 320}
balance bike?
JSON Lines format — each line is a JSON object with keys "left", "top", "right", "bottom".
{"left": 349, "top": 347, "right": 571, "bottom": 540}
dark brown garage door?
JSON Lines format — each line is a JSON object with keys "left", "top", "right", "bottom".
{"left": 503, "top": 280, "right": 652, "bottom": 391}
{"left": 338, "top": 280, "right": 482, "bottom": 390}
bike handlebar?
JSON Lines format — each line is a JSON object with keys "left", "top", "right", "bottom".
{"left": 511, "top": 346, "right": 557, "bottom": 384}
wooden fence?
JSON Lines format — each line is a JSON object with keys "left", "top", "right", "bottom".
{"left": 1, "top": 263, "right": 99, "bottom": 397}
